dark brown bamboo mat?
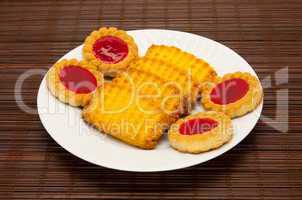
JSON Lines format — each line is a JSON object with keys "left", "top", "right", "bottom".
{"left": 0, "top": 0, "right": 301, "bottom": 199}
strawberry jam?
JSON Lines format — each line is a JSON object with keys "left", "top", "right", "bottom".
{"left": 210, "top": 78, "right": 249, "bottom": 105}
{"left": 93, "top": 36, "right": 128, "bottom": 64}
{"left": 59, "top": 66, "right": 97, "bottom": 94}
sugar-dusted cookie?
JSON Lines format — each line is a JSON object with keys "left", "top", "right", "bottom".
{"left": 47, "top": 59, "right": 103, "bottom": 107}
{"left": 201, "top": 72, "right": 263, "bottom": 118}
{"left": 83, "top": 27, "right": 138, "bottom": 76}
{"left": 168, "top": 111, "right": 233, "bottom": 154}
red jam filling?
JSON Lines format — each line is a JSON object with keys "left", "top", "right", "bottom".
{"left": 93, "top": 36, "right": 128, "bottom": 64}
{"left": 179, "top": 118, "right": 219, "bottom": 135}
{"left": 59, "top": 65, "right": 97, "bottom": 94}
{"left": 210, "top": 78, "right": 249, "bottom": 105}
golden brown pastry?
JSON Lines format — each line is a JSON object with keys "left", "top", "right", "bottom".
{"left": 82, "top": 59, "right": 184, "bottom": 149}
{"left": 168, "top": 111, "right": 233, "bottom": 154}
{"left": 145, "top": 45, "right": 217, "bottom": 86}
{"left": 47, "top": 59, "right": 103, "bottom": 107}
{"left": 201, "top": 72, "right": 263, "bottom": 118}
{"left": 145, "top": 45, "right": 217, "bottom": 112}
{"left": 82, "top": 46, "right": 217, "bottom": 149}
{"left": 83, "top": 27, "right": 138, "bottom": 75}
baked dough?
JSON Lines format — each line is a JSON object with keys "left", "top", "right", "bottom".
{"left": 201, "top": 72, "right": 263, "bottom": 118}
{"left": 145, "top": 45, "right": 217, "bottom": 112}
{"left": 83, "top": 27, "right": 138, "bottom": 76}
{"left": 168, "top": 111, "right": 233, "bottom": 154}
{"left": 145, "top": 45, "right": 217, "bottom": 86}
{"left": 129, "top": 58, "right": 200, "bottom": 114}
{"left": 82, "top": 47, "right": 218, "bottom": 149}
{"left": 47, "top": 59, "right": 103, "bottom": 107}
{"left": 82, "top": 59, "right": 185, "bottom": 149}
{"left": 82, "top": 85, "right": 179, "bottom": 149}
{"left": 82, "top": 46, "right": 216, "bottom": 149}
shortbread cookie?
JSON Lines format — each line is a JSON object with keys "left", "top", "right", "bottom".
{"left": 129, "top": 58, "right": 199, "bottom": 111}
{"left": 82, "top": 59, "right": 186, "bottom": 149}
{"left": 47, "top": 59, "right": 103, "bottom": 107}
{"left": 82, "top": 49, "right": 218, "bottom": 149}
{"left": 82, "top": 56, "right": 216, "bottom": 149}
{"left": 145, "top": 45, "right": 217, "bottom": 86}
{"left": 168, "top": 111, "right": 233, "bottom": 154}
{"left": 82, "top": 82, "right": 181, "bottom": 149}
{"left": 83, "top": 27, "right": 138, "bottom": 75}
{"left": 201, "top": 72, "right": 263, "bottom": 118}
{"left": 145, "top": 45, "right": 217, "bottom": 112}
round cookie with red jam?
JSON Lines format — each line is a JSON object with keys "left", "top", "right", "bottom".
{"left": 47, "top": 59, "right": 103, "bottom": 107}
{"left": 168, "top": 111, "right": 233, "bottom": 154}
{"left": 201, "top": 72, "right": 263, "bottom": 118}
{"left": 83, "top": 27, "right": 138, "bottom": 76}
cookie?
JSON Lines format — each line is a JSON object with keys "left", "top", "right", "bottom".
{"left": 201, "top": 72, "right": 263, "bottom": 118}
{"left": 83, "top": 27, "right": 138, "bottom": 76}
{"left": 168, "top": 111, "right": 233, "bottom": 153}
{"left": 47, "top": 59, "right": 103, "bottom": 107}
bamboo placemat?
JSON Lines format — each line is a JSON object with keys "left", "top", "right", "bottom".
{"left": 0, "top": 0, "right": 301, "bottom": 199}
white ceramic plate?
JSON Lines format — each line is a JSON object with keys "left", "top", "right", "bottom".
{"left": 37, "top": 29, "right": 263, "bottom": 172}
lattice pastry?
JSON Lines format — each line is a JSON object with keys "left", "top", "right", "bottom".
{"left": 82, "top": 76, "right": 182, "bottom": 149}
{"left": 145, "top": 45, "right": 217, "bottom": 86}
{"left": 82, "top": 49, "right": 217, "bottom": 149}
